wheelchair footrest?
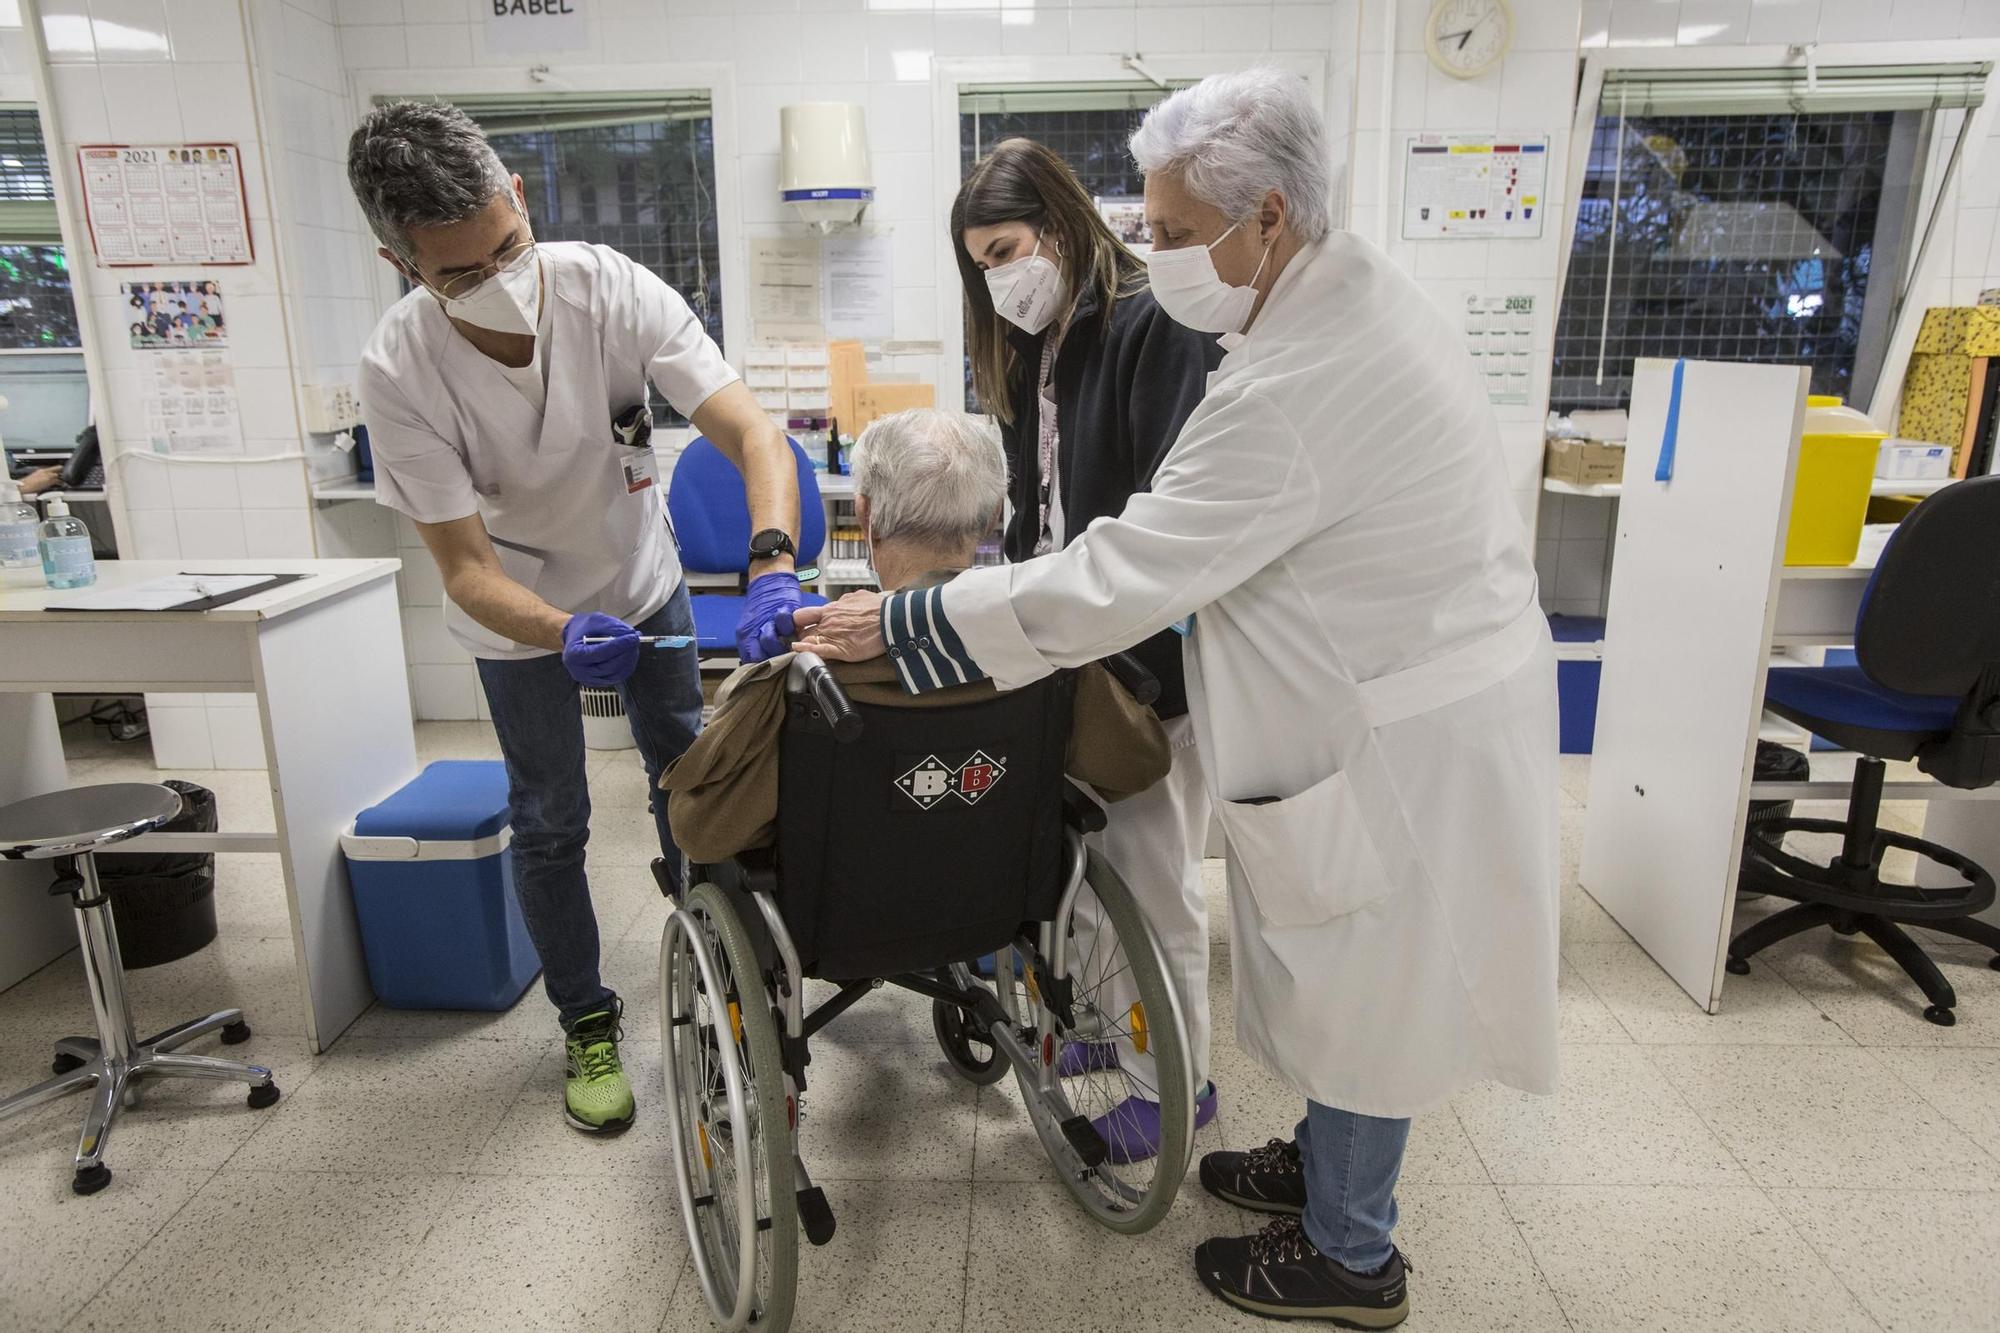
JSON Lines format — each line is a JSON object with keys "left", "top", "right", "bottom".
{"left": 797, "top": 1186, "right": 837, "bottom": 1246}
{"left": 1059, "top": 1115, "right": 1108, "bottom": 1170}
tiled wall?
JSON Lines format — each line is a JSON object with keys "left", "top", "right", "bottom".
{"left": 25, "top": 0, "right": 329, "bottom": 767}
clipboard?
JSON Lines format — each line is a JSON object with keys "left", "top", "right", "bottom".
{"left": 45, "top": 572, "right": 312, "bottom": 613}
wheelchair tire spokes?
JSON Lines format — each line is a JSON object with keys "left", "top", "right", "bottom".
{"left": 1007, "top": 844, "right": 1194, "bottom": 1235}
{"left": 661, "top": 886, "right": 800, "bottom": 1333}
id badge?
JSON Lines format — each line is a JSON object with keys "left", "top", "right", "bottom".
{"left": 621, "top": 446, "right": 659, "bottom": 494}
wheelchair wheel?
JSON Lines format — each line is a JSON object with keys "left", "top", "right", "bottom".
{"left": 660, "top": 882, "right": 798, "bottom": 1333}
{"left": 931, "top": 998, "right": 1009, "bottom": 1086}
{"left": 1017, "top": 847, "right": 1192, "bottom": 1235}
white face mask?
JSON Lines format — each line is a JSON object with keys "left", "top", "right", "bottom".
{"left": 984, "top": 233, "right": 1065, "bottom": 336}
{"left": 1144, "top": 221, "right": 1272, "bottom": 335}
{"left": 439, "top": 249, "right": 541, "bottom": 337}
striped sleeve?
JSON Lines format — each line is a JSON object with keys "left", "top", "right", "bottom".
{"left": 881, "top": 586, "right": 988, "bottom": 694}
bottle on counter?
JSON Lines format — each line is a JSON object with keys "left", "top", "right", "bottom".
{"left": 0, "top": 478, "right": 38, "bottom": 574}
{"left": 37, "top": 494, "right": 96, "bottom": 589}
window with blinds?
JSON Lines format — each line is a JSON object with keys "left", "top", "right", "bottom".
{"left": 0, "top": 105, "right": 78, "bottom": 351}
{"left": 1552, "top": 63, "right": 1989, "bottom": 415}
{"left": 390, "top": 93, "right": 722, "bottom": 425}
{"left": 956, "top": 82, "right": 1186, "bottom": 407}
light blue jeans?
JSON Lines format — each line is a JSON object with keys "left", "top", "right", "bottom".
{"left": 1295, "top": 1101, "right": 1412, "bottom": 1274}
{"left": 475, "top": 586, "right": 703, "bottom": 1028}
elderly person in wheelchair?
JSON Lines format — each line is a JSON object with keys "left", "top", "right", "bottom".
{"left": 654, "top": 407, "right": 1198, "bottom": 1333}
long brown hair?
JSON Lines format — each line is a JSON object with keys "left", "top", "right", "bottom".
{"left": 951, "top": 138, "right": 1146, "bottom": 425}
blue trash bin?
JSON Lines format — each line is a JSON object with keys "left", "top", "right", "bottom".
{"left": 341, "top": 760, "right": 540, "bottom": 1010}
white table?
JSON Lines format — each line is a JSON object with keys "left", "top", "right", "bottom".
{"left": 1580, "top": 362, "right": 2000, "bottom": 1013}
{"left": 0, "top": 559, "right": 417, "bottom": 1052}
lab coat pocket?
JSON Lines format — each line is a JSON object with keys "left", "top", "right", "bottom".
{"left": 1217, "top": 770, "right": 1397, "bottom": 928}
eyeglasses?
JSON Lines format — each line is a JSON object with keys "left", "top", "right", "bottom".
{"left": 430, "top": 239, "right": 536, "bottom": 301}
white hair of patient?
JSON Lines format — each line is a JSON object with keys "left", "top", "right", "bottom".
{"left": 850, "top": 408, "right": 1007, "bottom": 548}
{"left": 1129, "top": 66, "right": 1332, "bottom": 244}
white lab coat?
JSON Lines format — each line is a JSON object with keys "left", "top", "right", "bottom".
{"left": 358, "top": 242, "right": 737, "bottom": 658}
{"left": 939, "top": 233, "right": 1560, "bottom": 1117}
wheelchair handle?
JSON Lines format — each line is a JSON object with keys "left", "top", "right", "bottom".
{"left": 789, "top": 652, "right": 863, "bottom": 742}
{"left": 1102, "top": 651, "right": 1161, "bottom": 707}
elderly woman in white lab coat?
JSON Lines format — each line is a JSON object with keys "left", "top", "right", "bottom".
{"left": 794, "top": 68, "right": 1559, "bottom": 1327}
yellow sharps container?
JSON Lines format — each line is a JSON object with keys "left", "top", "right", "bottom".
{"left": 1785, "top": 395, "right": 1886, "bottom": 566}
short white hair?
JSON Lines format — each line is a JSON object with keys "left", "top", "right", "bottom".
{"left": 850, "top": 408, "right": 1007, "bottom": 546}
{"left": 1129, "top": 67, "right": 1332, "bottom": 243}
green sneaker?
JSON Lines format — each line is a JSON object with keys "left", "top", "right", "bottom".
{"left": 563, "top": 1002, "right": 635, "bottom": 1135}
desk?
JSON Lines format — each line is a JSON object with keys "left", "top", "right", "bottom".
{"left": 0, "top": 559, "right": 417, "bottom": 1052}
{"left": 1579, "top": 362, "right": 2000, "bottom": 1013}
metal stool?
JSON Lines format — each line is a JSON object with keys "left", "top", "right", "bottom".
{"left": 0, "top": 783, "right": 280, "bottom": 1195}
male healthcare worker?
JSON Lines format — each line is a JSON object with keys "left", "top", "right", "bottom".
{"left": 349, "top": 102, "right": 807, "bottom": 1136}
{"left": 795, "top": 69, "right": 1560, "bottom": 1327}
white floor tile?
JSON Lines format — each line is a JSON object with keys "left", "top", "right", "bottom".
{"left": 1769, "top": 940, "right": 2000, "bottom": 1047}
{"left": 1871, "top": 1046, "right": 2000, "bottom": 1160}
{"left": 1567, "top": 938, "right": 1853, "bottom": 1046}
{"left": 226, "top": 1037, "right": 540, "bottom": 1174}
{"left": 1559, "top": 881, "right": 1633, "bottom": 945}
{"left": 1452, "top": 1044, "right": 1745, "bottom": 1187}
{"left": 791, "top": 1038, "right": 978, "bottom": 1183}
{"left": 1557, "top": 954, "right": 1629, "bottom": 1044}
{"left": 66, "top": 1169, "right": 456, "bottom": 1333}
{"left": 1769, "top": 1187, "right": 2000, "bottom": 1333}
{"left": 472, "top": 1040, "right": 672, "bottom": 1177}
{"left": 1502, "top": 1184, "right": 1879, "bottom": 1333}
{"left": 1647, "top": 1044, "right": 2000, "bottom": 1191}
{"left": 1392, "top": 1183, "right": 1570, "bottom": 1330}
{"left": 659, "top": 1179, "right": 972, "bottom": 1333}
{"left": 366, "top": 1172, "right": 688, "bottom": 1333}
{"left": 964, "top": 1182, "right": 1270, "bottom": 1331}
{"left": 0, "top": 1166, "right": 210, "bottom": 1330}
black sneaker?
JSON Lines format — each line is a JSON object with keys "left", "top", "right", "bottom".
{"left": 1200, "top": 1138, "right": 1307, "bottom": 1215}
{"left": 1195, "top": 1217, "right": 1409, "bottom": 1327}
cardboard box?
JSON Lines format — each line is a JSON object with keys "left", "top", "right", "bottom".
{"left": 1877, "top": 441, "right": 1952, "bottom": 480}
{"left": 851, "top": 382, "right": 935, "bottom": 433}
{"left": 1544, "top": 438, "right": 1625, "bottom": 486}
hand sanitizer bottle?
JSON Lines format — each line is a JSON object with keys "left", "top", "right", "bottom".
{"left": 38, "top": 495, "right": 96, "bottom": 589}
{"left": 0, "top": 478, "right": 38, "bottom": 575}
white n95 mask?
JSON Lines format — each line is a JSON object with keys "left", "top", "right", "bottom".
{"left": 1145, "top": 221, "right": 1271, "bottom": 335}
{"left": 440, "top": 250, "right": 541, "bottom": 337}
{"left": 985, "top": 234, "right": 1065, "bottom": 336}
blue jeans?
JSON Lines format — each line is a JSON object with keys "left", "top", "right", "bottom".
{"left": 1295, "top": 1101, "right": 1412, "bottom": 1274}
{"left": 476, "top": 585, "right": 703, "bottom": 1029}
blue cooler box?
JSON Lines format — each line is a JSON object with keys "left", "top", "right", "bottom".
{"left": 342, "top": 760, "right": 540, "bottom": 1010}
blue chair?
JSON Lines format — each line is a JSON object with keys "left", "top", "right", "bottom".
{"left": 1731, "top": 475, "right": 2000, "bottom": 1025}
{"left": 668, "top": 435, "right": 827, "bottom": 654}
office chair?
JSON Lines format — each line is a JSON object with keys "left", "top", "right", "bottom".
{"left": 1729, "top": 475, "right": 2000, "bottom": 1025}
{"left": 666, "top": 435, "right": 827, "bottom": 654}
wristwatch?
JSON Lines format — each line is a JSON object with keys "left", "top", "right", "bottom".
{"left": 748, "top": 528, "right": 796, "bottom": 563}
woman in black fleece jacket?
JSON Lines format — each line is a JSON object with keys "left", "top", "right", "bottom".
{"left": 950, "top": 136, "right": 1225, "bottom": 1162}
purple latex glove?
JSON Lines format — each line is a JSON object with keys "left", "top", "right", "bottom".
{"left": 736, "top": 571, "right": 804, "bottom": 662}
{"left": 561, "top": 612, "right": 640, "bottom": 687}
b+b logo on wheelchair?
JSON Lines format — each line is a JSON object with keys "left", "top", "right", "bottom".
{"left": 894, "top": 750, "right": 1007, "bottom": 809}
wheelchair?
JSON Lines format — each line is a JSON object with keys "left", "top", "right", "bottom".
{"left": 659, "top": 652, "right": 1195, "bottom": 1333}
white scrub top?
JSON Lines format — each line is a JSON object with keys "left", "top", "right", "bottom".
{"left": 359, "top": 242, "right": 737, "bottom": 659}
